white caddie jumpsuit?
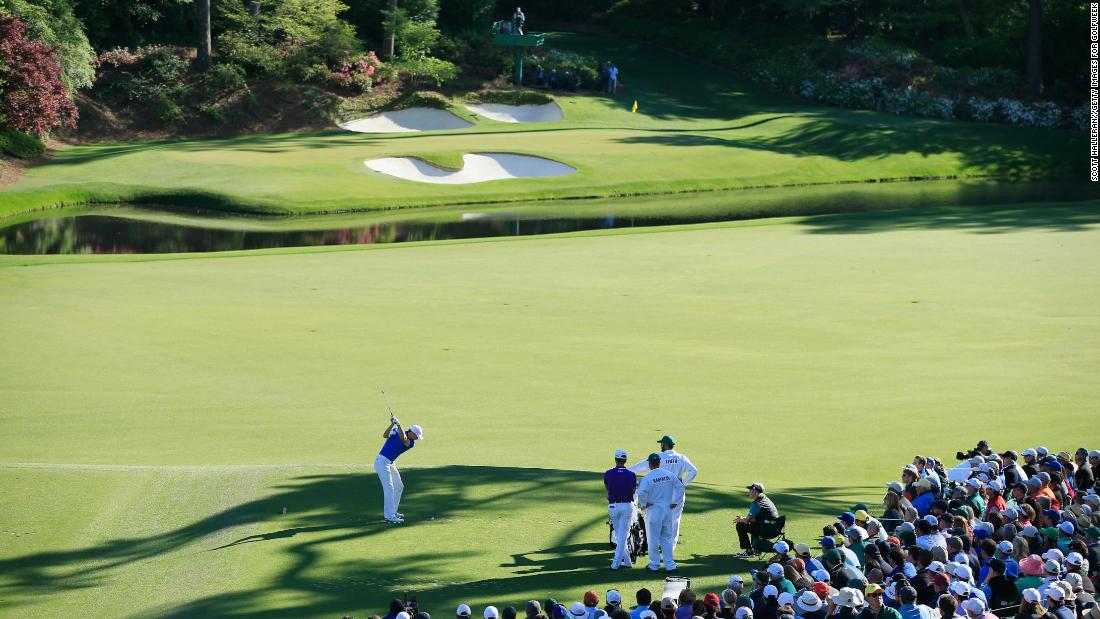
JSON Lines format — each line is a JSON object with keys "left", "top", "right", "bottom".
{"left": 636, "top": 468, "right": 686, "bottom": 570}
{"left": 632, "top": 449, "right": 698, "bottom": 550}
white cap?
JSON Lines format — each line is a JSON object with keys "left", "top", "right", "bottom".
{"left": 485, "top": 607, "right": 500, "bottom": 619}
{"left": 1043, "top": 549, "right": 1064, "bottom": 562}
{"left": 1036, "top": 446, "right": 1049, "bottom": 456}
{"left": 987, "top": 480, "right": 1003, "bottom": 492}
{"left": 774, "top": 541, "right": 790, "bottom": 553}
{"left": 767, "top": 563, "right": 784, "bottom": 577}
{"left": 887, "top": 481, "right": 904, "bottom": 493}
{"left": 1023, "top": 448, "right": 1038, "bottom": 457}
{"left": 924, "top": 514, "right": 939, "bottom": 526}
{"left": 812, "top": 569, "right": 830, "bottom": 582}
{"left": 949, "top": 581, "right": 970, "bottom": 596}
{"left": 1022, "top": 589, "right": 1041, "bottom": 603}
{"left": 1089, "top": 450, "right": 1100, "bottom": 458}
{"left": 735, "top": 609, "right": 753, "bottom": 619}
{"left": 997, "top": 541, "right": 1013, "bottom": 554}
{"left": 409, "top": 424, "right": 424, "bottom": 439}
{"left": 1066, "top": 552, "right": 1084, "bottom": 566}
{"left": 763, "top": 585, "right": 778, "bottom": 598}
{"left": 569, "top": 603, "right": 587, "bottom": 618}
{"left": 928, "top": 561, "right": 945, "bottom": 573}
{"left": 728, "top": 575, "right": 744, "bottom": 586}
{"left": 397, "top": 614, "right": 410, "bottom": 619}
{"left": 1044, "top": 560, "right": 1061, "bottom": 574}
{"left": 962, "top": 599, "right": 985, "bottom": 615}
{"left": 607, "top": 590, "right": 622, "bottom": 604}
{"left": 965, "top": 478, "right": 982, "bottom": 490}
{"left": 458, "top": 606, "right": 472, "bottom": 617}
{"left": 903, "top": 562, "right": 918, "bottom": 579}
{"left": 640, "top": 612, "right": 658, "bottom": 619}
{"left": 846, "top": 526, "right": 868, "bottom": 541}
{"left": 954, "top": 565, "right": 972, "bottom": 581}
{"left": 1058, "top": 521, "right": 1075, "bottom": 534}
{"left": 778, "top": 593, "right": 795, "bottom": 607}
{"left": 1047, "top": 587, "right": 1065, "bottom": 601}
{"left": 614, "top": 448, "right": 627, "bottom": 459}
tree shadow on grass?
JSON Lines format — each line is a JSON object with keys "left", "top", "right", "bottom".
{"left": 798, "top": 201, "right": 1100, "bottom": 235}
{"left": 615, "top": 116, "right": 1083, "bottom": 178}
{"left": 0, "top": 467, "right": 880, "bottom": 617}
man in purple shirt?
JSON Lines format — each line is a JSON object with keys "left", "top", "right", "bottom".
{"left": 605, "top": 448, "right": 639, "bottom": 570}
{"left": 375, "top": 418, "right": 424, "bottom": 524}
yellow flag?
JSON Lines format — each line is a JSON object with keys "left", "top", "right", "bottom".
{"left": 631, "top": 100, "right": 638, "bottom": 113}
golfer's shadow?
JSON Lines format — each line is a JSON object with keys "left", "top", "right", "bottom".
{"left": 210, "top": 523, "right": 362, "bottom": 550}
{"left": 504, "top": 542, "right": 608, "bottom": 574}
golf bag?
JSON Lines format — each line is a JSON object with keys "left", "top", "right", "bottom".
{"left": 608, "top": 510, "right": 648, "bottom": 562}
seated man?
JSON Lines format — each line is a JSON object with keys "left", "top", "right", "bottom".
{"left": 734, "top": 482, "right": 779, "bottom": 558}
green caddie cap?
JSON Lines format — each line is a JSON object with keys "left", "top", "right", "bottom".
{"left": 658, "top": 435, "right": 675, "bottom": 446}
{"left": 647, "top": 453, "right": 662, "bottom": 464}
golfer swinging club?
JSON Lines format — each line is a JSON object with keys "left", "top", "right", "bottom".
{"left": 375, "top": 415, "right": 423, "bottom": 524}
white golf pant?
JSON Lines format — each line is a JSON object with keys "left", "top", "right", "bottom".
{"left": 608, "top": 502, "right": 637, "bottom": 567}
{"left": 644, "top": 504, "right": 676, "bottom": 570}
{"left": 374, "top": 454, "right": 404, "bottom": 519}
{"left": 671, "top": 497, "right": 685, "bottom": 551}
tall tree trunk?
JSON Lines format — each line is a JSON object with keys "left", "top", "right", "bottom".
{"left": 196, "top": 0, "right": 211, "bottom": 70}
{"left": 955, "top": 0, "right": 973, "bottom": 39}
{"left": 383, "top": 0, "right": 397, "bottom": 61}
{"left": 1026, "top": 0, "right": 1043, "bottom": 95}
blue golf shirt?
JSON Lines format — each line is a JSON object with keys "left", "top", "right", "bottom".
{"left": 379, "top": 430, "right": 414, "bottom": 461}
{"left": 604, "top": 467, "right": 637, "bottom": 503}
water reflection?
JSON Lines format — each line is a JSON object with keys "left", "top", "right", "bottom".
{"left": 1, "top": 179, "right": 1097, "bottom": 255}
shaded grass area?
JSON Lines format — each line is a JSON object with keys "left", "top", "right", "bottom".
{"left": 0, "top": 32, "right": 1083, "bottom": 218}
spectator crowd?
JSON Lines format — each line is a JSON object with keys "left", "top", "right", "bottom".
{"left": 355, "top": 443, "right": 1100, "bottom": 619}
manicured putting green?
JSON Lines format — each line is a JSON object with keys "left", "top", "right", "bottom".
{"left": 2, "top": 205, "right": 1099, "bottom": 616}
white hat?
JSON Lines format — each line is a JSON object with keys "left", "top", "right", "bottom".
{"left": 846, "top": 526, "right": 868, "bottom": 541}
{"left": 949, "top": 581, "right": 970, "bottom": 596}
{"left": 987, "top": 480, "right": 1003, "bottom": 492}
{"left": 830, "top": 588, "right": 861, "bottom": 609}
{"left": 1022, "top": 589, "right": 1041, "bottom": 603}
{"left": 887, "top": 481, "right": 904, "bottom": 493}
{"left": 607, "top": 590, "right": 622, "bottom": 604}
{"left": 728, "top": 575, "right": 744, "bottom": 586}
{"left": 1047, "top": 587, "right": 1065, "bottom": 601}
{"left": 773, "top": 541, "right": 790, "bottom": 553}
{"left": 614, "top": 449, "right": 627, "bottom": 459}
{"left": 1023, "top": 448, "right": 1038, "bottom": 457}
{"left": 457, "top": 605, "right": 472, "bottom": 617}
{"left": 1044, "top": 559, "right": 1061, "bottom": 575}
{"left": 997, "top": 541, "right": 1013, "bottom": 554}
{"left": 1066, "top": 552, "right": 1084, "bottom": 566}
{"left": 924, "top": 514, "right": 939, "bottom": 526}
{"left": 409, "top": 424, "right": 424, "bottom": 439}
{"left": 569, "top": 603, "right": 587, "bottom": 617}
{"left": 735, "top": 609, "right": 753, "bottom": 619}
{"left": 954, "top": 565, "right": 973, "bottom": 581}
{"left": 1066, "top": 573, "right": 1084, "bottom": 589}
{"left": 1036, "top": 446, "right": 1049, "bottom": 456}
{"left": 962, "top": 599, "right": 985, "bottom": 616}
{"left": 1058, "top": 521, "right": 1075, "bottom": 535}
{"left": 1084, "top": 493, "right": 1100, "bottom": 506}
{"left": 763, "top": 585, "right": 778, "bottom": 598}
{"left": 812, "top": 569, "right": 830, "bottom": 582}
{"left": 1042, "top": 549, "right": 1065, "bottom": 562}
{"left": 485, "top": 607, "right": 500, "bottom": 619}
{"left": 767, "top": 563, "right": 784, "bottom": 577}
{"left": 928, "top": 561, "right": 945, "bottom": 573}
{"left": 777, "top": 593, "right": 795, "bottom": 607}
{"left": 1089, "top": 450, "right": 1100, "bottom": 458}
{"left": 970, "top": 457, "right": 984, "bottom": 467}
{"left": 640, "top": 612, "right": 658, "bottom": 619}
{"left": 965, "top": 478, "right": 982, "bottom": 490}
{"left": 796, "top": 591, "right": 823, "bottom": 612}
{"left": 397, "top": 613, "right": 410, "bottom": 619}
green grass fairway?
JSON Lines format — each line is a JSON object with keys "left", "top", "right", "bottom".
{"left": 0, "top": 32, "right": 1083, "bottom": 217}
{"left": 2, "top": 204, "right": 1099, "bottom": 616}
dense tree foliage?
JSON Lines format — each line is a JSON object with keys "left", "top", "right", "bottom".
{"left": 1, "top": 0, "right": 94, "bottom": 90}
{"left": 0, "top": 14, "right": 77, "bottom": 135}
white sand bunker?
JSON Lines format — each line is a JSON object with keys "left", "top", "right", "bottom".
{"left": 463, "top": 102, "right": 564, "bottom": 123}
{"left": 338, "top": 108, "right": 473, "bottom": 133}
{"left": 365, "top": 153, "right": 575, "bottom": 184}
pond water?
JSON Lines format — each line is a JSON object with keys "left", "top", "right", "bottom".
{"left": 1, "top": 179, "right": 1097, "bottom": 255}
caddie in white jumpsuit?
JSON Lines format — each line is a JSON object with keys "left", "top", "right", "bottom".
{"left": 636, "top": 452, "right": 686, "bottom": 572}
{"left": 375, "top": 418, "right": 424, "bottom": 524}
{"left": 631, "top": 434, "right": 697, "bottom": 551}
{"left": 604, "top": 448, "right": 639, "bottom": 570}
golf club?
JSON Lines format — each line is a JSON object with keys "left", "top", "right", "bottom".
{"left": 381, "top": 388, "right": 398, "bottom": 425}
